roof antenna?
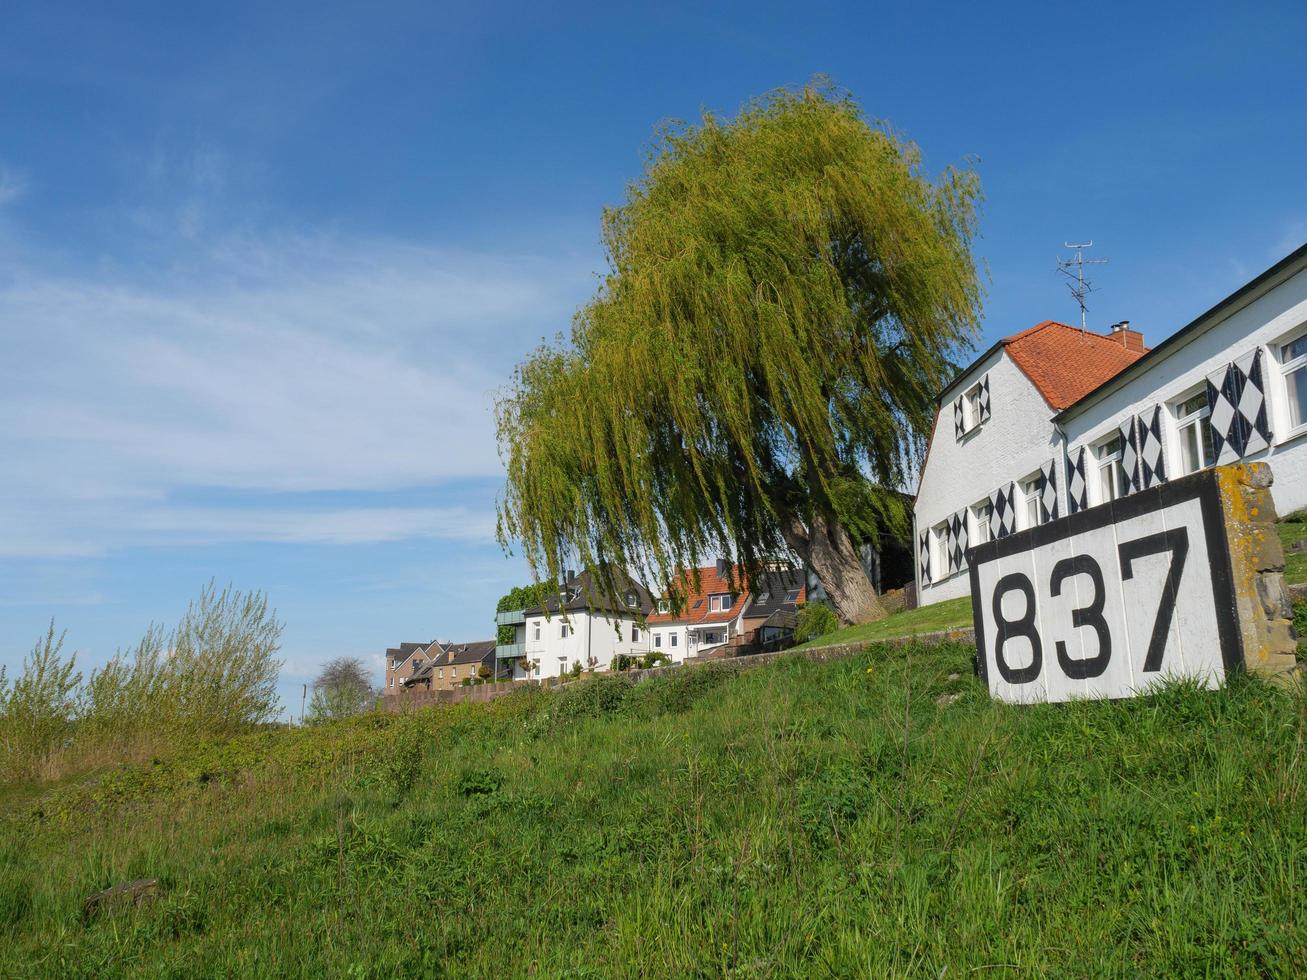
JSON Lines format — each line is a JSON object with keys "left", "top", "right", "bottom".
{"left": 1056, "top": 241, "right": 1108, "bottom": 331}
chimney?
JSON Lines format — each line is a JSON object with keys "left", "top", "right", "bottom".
{"left": 715, "top": 558, "right": 730, "bottom": 577}
{"left": 1108, "top": 320, "right": 1145, "bottom": 353}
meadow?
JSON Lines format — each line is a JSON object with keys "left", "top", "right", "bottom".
{"left": 2, "top": 637, "right": 1305, "bottom": 977}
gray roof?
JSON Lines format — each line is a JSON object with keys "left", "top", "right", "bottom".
{"left": 523, "top": 568, "right": 654, "bottom": 617}
{"left": 743, "top": 568, "right": 805, "bottom": 620}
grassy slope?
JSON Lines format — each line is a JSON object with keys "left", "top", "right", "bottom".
{"left": 798, "top": 521, "right": 1307, "bottom": 652}
{"left": 3, "top": 642, "right": 1305, "bottom": 977}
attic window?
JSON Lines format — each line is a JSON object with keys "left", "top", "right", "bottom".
{"left": 709, "top": 594, "right": 734, "bottom": 612}
{"left": 625, "top": 591, "right": 637, "bottom": 608}
{"left": 692, "top": 599, "right": 703, "bottom": 610}
{"left": 657, "top": 599, "right": 669, "bottom": 614}
{"left": 961, "top": 382, "right": 984, "bottom": 432}
{"left": 758, "top": 592, "right": 770, "bottom": 603}
{"left": 785, "top": 589, "right": 800, "bottom": 602}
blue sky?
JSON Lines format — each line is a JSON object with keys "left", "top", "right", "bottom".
{"left": 2, "top": 0, "right": 1304, "bottom": 715}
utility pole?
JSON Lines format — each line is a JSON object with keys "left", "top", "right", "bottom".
{"left": 1056, "top": 241, "right": 1109, "bottom": 330}
{"left": 300, "top": 683, "right": 307, "bottom": 724}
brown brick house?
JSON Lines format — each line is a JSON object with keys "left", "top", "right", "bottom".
{"left": 384, "top": 641, "right": 443, "bottom": 693}
{"left": 403, "top": 640, "right": 497, "bottom": 691}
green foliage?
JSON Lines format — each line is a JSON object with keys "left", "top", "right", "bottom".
{"left": 497, "top": 80, "right": 982, "bottom": 609}
{"left": 0, "top": 622, "right": 81, "bottom": 781}
{"left": 640, "top": 651, "right": 671, "bottom": 669}
{"left": 495, "top": 583, "right": 551, "bottom": 643}
{"left": 3, "top": 643, "right": 1304, "bottom": 975}
{"left": 794, "top": 601, "right": 839, "bottom": 644}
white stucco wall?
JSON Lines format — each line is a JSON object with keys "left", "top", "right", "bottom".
{"left": 1062, "top": 266, "right": 1307, "bottom": 517}
{"left": 913, "top": 349, "right": 1064, "bottom": 604}
{"left": 523, "top": 610, "right": 651, "bottom": 679}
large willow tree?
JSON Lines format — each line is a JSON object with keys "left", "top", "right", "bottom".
{"left": 497, "top": 82, "right": 982, "bottom": 623}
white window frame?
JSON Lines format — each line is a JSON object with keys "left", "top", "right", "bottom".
{"left": 1092, "top": 434, "right": 1127, "bottom": 505}
{"left": 1018, "top": 473, "right": 1045, "bottom": 530}
{"left": 709, "top": 593, "right": 733, "bottom": 612}
{"left": 670, "top": 633, "right": 678, "bottom": 648}
{"left": 1171, "top": 386, "right": 1214, "bottom": 475}
{"left": 970, "top": 498, "right": 993, "bottom": 546}
{"left": 631, "top": 625, "right": 640, "bottom": 643}
{"left": 560, "top": 622, "right": 572, "bottom": 639}
{"left": 961, "top": 381, "right": 983, "bottom": 434}
{"left": 1277, "top": 328, "right": 1307, "bottom": 439}
{"left": 930, "top": 522, "right": 949, "bottom": 578}
{"left": 532, "top": 622, "right": 541, "bottom": 642}
{"left": 654, "top": 632, "right": 662, "bottom": 648}
{"left": 657, "top": 599, "right": 669, "bottom": 614}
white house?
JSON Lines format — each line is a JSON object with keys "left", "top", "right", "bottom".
{"left": 914, "top": 241, "right": 1307, "bottom": 607}
{"left": 646, "top": 561, "right": 753, "bottom": 660}
{"left": 496, "top": 569, "right": 654, "bottom": 680}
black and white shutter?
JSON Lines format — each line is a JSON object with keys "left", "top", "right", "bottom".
{"left": 989, "top": 482, "right": 1016, "bottom": 539}
{"left": 953, "top": 396, "right": 965, "bottom": 441}
{"left": 1137, "top": 405, "right": 1167, "bottom": 489}
{"left": 918, "top": 529, "right": 931, "bottom": 586}
{"left": 1119, "top": 416, "right": 1141, "bottom": 494}
{"left": 1067, "top": 447, "right": 1089, "bottom": 514}
{"left": 1039, "top": 460, "right": 1059, "bottom": 522}
{"left": 1235, "top": 348, "right": 1272, "bottom": 455}
{"left": 978, "top": 375, "right": 992, "bottom": 423}
{"left": 948, "top": 510, "right": 968, "bottom": 574}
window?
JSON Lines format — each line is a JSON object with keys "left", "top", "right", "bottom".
{"left": 654, "top": 633, "right": 662, "bottom": 648}
{"left": 388, "top": 676, "right": 393, "bottom": 688}
{"left": 930, "top": 522, "right": 949, "bottom": 577}
{"left": 757, "top": 592, "right": 770, "bottom": 603}
{"left": 631, "top": 625, "right": 640, "bottom": 643}
{"left": 1019, "top": 475, "right": 1046, "bottom": 529}
{"left": 438, "top": 668, "right": 443, "bottom": 679}
{"left": 559, "top": 658, "right": 567, "bottom": 674}
{"left": 1173, "top": 389, "right": 1215, "bottom": 475}
{"left": 1281, "top": 331, "right": 1307, "bottom": 433}
{"left": 961, "top": 381, "right": 984, "bottom": 433}
{"left": 625, "top": 591, "right": 637, "bottom": 608}
{"left": 1093, "top": 435, "right": 1128, "bottom": 504}
{"left": 560, "top": 622, "right": 573, "bottom": 639}
{"left": 532, "top": 622, "right": 541, "bottom": 642}
{"left": 451, "top": 667, "right": 458, "bottom": 679}
{"left": 710, "top": 594, "right": 733, "bottom": 612}
{"left": 785, "top": 589, "right": 800, "bottom": 602}
{"left": 670, "top": 633, "right": 678, "bottom": 648}
{"left": 657, "top": 599, "right": 669, "bottom": 614}
{"left": 970, "top": 499, "right": 993, "bottom": 545}
{"left": 703, "top": 631, "right": 720, "bottom": 645}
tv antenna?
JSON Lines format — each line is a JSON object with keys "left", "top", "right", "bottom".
{"left": 1056, "top": 241, "right": 1108, "bottom": 330}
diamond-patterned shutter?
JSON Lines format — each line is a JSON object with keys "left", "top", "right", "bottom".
{"left": 1067, "top": 446, "right": 1089, "bottom": 514}
{"left": 1119, "top": 416, "right": 1141, "bottom": 494}
{"left": 1137, "top": 405, "right": 1167, "bottom": 489}
{"left": 1206, "top": 362, "right": 1244, "bottom": 464}
{"left": 978, "top": 374, "right": 991, "bottom": 423}
{"left": 1039, "top": 459, "right": 1059, "bottom": 521}
{"left": 1235, "top": 348, "right": 1272, "bottom": 455}
{"left": 953, "top": 396, "right": 964, "bottom": 441}
{"left": 918, "top": 529, "right": 931, "bottom": 586}
{"left": 949, "top": 510, "right": 969, "bottom": 573}
{"left": 989, "top": 483, "right": 1016, "bottom": 539}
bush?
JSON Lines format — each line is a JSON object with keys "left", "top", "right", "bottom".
{"left": 611, "top": 654, "right": 640, "bottom": 672}
{"left": 0, "top": 622, "right": 81, "bottom": 781}
{"left": 547, "top": 674, "right": 635, "bottom": 726}
{"left": 794, "top": 602, "right": 839, "bottom": 644}
{"left": 639, "top": 651, "right": 671, "bottom": 670}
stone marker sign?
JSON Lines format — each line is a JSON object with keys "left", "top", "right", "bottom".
{"left": 968, "top": 463, "right": 1297, "bottom": 703}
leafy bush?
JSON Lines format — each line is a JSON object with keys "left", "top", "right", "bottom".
{"left": 623, "top": 662, "right": 733, "bottom": 718}
{"left": 639, "top": 651, "right": 671, "bottom": 670}
{"left": 0, "top": 622, "right": 81, "bottom": 781}
{"left": 547, "top": 674, "right": 635, "bottom": 725}
{"left": 794, "top": 601, "right": 839, "bottom": 644}
{"left": 456, "top": 766, "right": 504, "bottom": 797}
{"left": 611, "top": 654, "right": 640, "bottom": 672}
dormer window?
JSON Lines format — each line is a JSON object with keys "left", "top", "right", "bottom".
{"left": 785, "top": 589, "right": 800, "bottom": 602}
{"left": 709, "top": 594, "right": 734, "bottom": 612}
{"left": 625, "top": 591, "right": 637, "bottom": 608}
{"left": 657, "top": 599, "right": 669, "bottom": 614}
{"left": 757, "top": 592, "right": 770, "bottom": 603}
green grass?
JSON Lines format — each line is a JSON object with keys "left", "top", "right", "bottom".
{"left": 795, "top": 594, "right": 973, "bottom": 649}
{"left": 1281, "top": 517, "right": 1307, "bottom": 585}
{"left": 2, "top": 641, "right": 1305, "bottom": 976}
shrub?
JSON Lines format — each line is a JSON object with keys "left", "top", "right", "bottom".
{"left": 548, "top": 674, "right": 635, "bottom": 725}
{"left": 0, "top": 622, "right": 81, "bottom": 781}
{"left": 456, "top": 766, "right": 504, "bottom": 797}
{"left": 639, "top": 651, "right": 671, "bottom": 670}
{"left": 795, "top": 602, "right": 839, "bottom": 644}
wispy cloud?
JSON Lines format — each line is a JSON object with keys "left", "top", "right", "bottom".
{"left": 0, "top": 165, "right": 26, "bottom": 207}
{"left": 0, "top": 231, "right": 592, "bottom": 558}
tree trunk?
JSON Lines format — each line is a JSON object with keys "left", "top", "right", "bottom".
{"left": 781, "top": 510, "right": 888, "bottom": 624}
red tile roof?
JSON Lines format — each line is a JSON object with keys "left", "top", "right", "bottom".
{"left": 1002, "top": 321, "right": 1148, "bottom": 410}
{"left": 648, "top": 565, "right": 748, "bottom": 626}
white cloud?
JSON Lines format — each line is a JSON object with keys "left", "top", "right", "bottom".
{"left": 0, "top": 166, "right": 25, "bottom": 207}
{"left": 0, "top": 232, "right": 593, "bottom": 557}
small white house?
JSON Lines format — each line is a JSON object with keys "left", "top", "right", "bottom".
{"left": 496, "top": 569, "right": 653, "bottom": 680}
{"left": 646, "top": 561, "right": 753, "bottom": 660}
{"left": 913, "top": 241, "right": 1307, "bottom": 607}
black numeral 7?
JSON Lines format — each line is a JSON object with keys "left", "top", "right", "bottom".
{"left": 1117, "top": 528, "right": 1189, "bottom": 672}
